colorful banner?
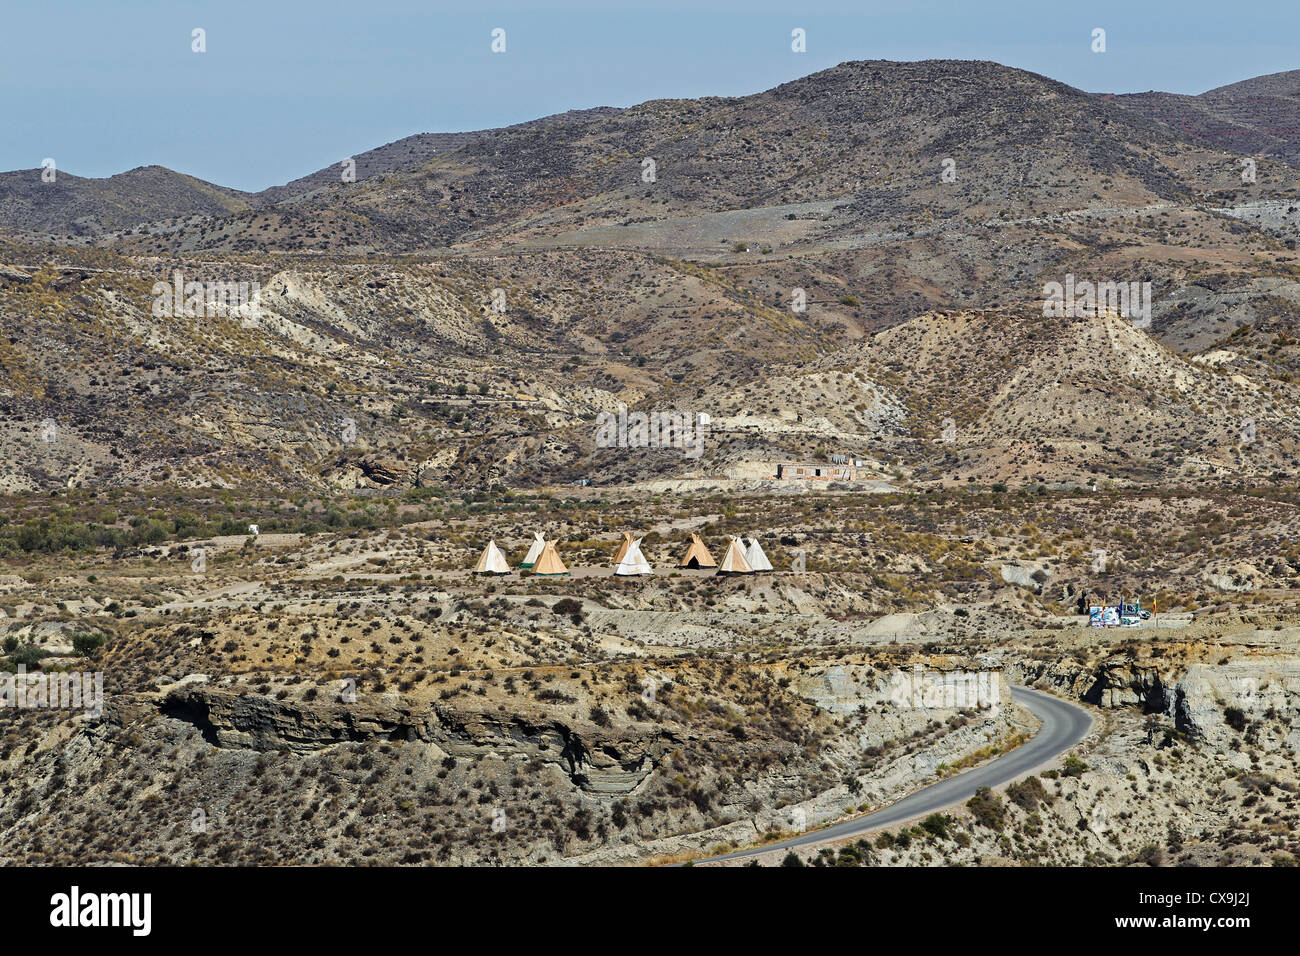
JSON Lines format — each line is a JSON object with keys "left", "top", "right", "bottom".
{"left": 1090, "top": 606, "right": 1120, "bottom": 627}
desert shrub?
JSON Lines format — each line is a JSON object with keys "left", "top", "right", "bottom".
{"left": 1133, "top": 844, "right": 1164, "bottom": 867}
{"left": 1061, "top": 756, "right": 1089, "bottom": 777}
{"left": 966, "top": 787, "right": 1005, "bottom": 830}
{"left": 8, "top": 644, "right": 48, "bottom": 667}
{"left": 920, "top": 813, "right": 951, "bottom": 839}
{"left": 1007, "top": 776, "right": 1049, "bottom": 811}
{"left": 71, "top": 631, "right": 107, "bottom": 659}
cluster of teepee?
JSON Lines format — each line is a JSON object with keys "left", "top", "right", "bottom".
{"left": 473, "top": 531, "right": 569, "bottom": 576}
{"left": 716, "top": 535, "right": 772, "bottom": 574}
{"left": 471, "top": 531, "right": 774, "bottom": 577}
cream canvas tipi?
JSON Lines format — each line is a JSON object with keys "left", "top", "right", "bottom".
{"left": 611, "top": 532, "right": 634, "bottom": 567}
{"left": 717, "top": 536, "right": 754, "bottom": 574}
{"left": 678, "top": 533, "right": 717, "bottom": 569}
{"left": 532, "top": 540, "right": 569, "bottom": 576}
{"left": 614, "top": 536, "right": 653, "bottom": 576}
{"left": 472, "top": 540, "right": 511, "bottom": 575}
{"left": 743, "top": 536, "right": 773, "bottom": 572}
{"left": 519, "top": 531, "right": 546, "bottom": 570}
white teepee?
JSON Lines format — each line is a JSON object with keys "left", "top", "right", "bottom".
{"left": 743, "top": 536, "right": 773, "bottom": 572}
{"left": 472, "top": 539, "right": 511, "bottom": 575}
{"left": 519, "top": 531, "right": 545, "bottom": 569}
{"left": 614, "top": 536, "right": 653, "bottom": 576}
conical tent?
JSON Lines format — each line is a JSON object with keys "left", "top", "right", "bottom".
{"left": 532, "top": 540, "right": 569, "bottom": 576}
{"left": 519, "top": 531, "right": 545, "bottom": 569}
{"left": 614, "top": 536, "right": 653, "bottom": 576}
{"left": 717, "top": 536, "right": 754, "bottom": 574}
{"left": 743, "top": 536, "right": 773, "bottom": 572}
{"left": 472, "top": 540, "right": 511, "bottom": 575}
{"left": 678, "top": 533, "right": 718, "bottom": 569}
{"left": 611, "top": 532, "right": 634, "bottom": 567}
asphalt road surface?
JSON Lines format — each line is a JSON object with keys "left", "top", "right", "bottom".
{"left": 692, "top": 685, "right": 1093, "bottom": 865}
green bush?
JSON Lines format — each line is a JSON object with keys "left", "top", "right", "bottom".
{"left": 1007, "top": 776, "right": 1049, "bottom": 811}
{"left": 966, "top": 787, "right": 1005, "bottom": 830}
{"left": 920, "top": 813, "right": 951, "bottom": 839}
{"left": 72, "top": 631, "right": 107, "bottom": 659}
{"left": 552, "top": 598, "right": 583, "bottom": 616}
{"left": 8, "top": 644, "right": 48, "bottom": 668}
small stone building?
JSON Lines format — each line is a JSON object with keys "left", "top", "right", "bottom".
{"left": 776, "top": 461, "right": 857, "bottom": 481}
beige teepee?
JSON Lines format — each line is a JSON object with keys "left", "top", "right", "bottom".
{"left": 532, "top": 540, "right": 569, "bottom": 576}
{"left": 678, "top": 533, "right": 717, "bottom": 569}
{"left": 472, "top": 540, "right": 511, "bottom": 575}
{"left": 717, "top": 536, "right": 754, "bottom": 574}
{"left": 614, "top": 536, "right": 653, "bottom": 576}
{"left": 519, "top": 531, "right": 545, "bottom": 570}
{"left": 611, "top": 532, "right": 634, "bottom": 567}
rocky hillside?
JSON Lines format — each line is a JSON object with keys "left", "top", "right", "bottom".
{"left": 83, "top": 60, "right": 1300, "bottom": 258}
{"left": 1117, "top": 69, "right": 1300, "bottom": 169}
{"left": 4, "top": 60, "right": 1300, "bottom": 494}
{"left": 0, "top": 166, "right": 250, "bottom": 239}
{"left": 857, "top": 308, "right": 1300, "bottom": 485}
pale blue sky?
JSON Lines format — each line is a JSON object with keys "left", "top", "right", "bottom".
{"left": 1, "top": 0, "right": 1294, "bottom": 191}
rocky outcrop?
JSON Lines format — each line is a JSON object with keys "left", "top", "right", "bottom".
{"left": 1014, "top": 654, "right": 1300, "bottom": 749}
{"left": 160, "top": 685, "right": 432, "bottom": 751}
{"left": 1082, "top": 659, "right": 1170, "bottom": 712}
{"left": 1000, "top": 562, "right": 1051, "bottom": 594}
{"left": 158, "top": 686, "right": 672, "bottom": 793}
{"left": 1205, "top": 562, "right": 1263, "bottom": 592}
{"left": 1171, "top": 661, "right": 1300, "bottom": 747}
{"left": 0, "top": 266, "right": 33, "bottom": 287}
{"left": 322, "top": 454, "right": 412, "bottom": 490}
{"left": 431, "top": 707, "right": 672, "bottom": 794}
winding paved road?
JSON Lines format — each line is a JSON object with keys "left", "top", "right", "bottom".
{"left": 693, "top": 685, "right": 1093, "bottom": 864}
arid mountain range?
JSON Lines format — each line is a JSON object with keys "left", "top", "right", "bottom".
{"left": 3, "top": 59, "right": 1300, "bottom": 494}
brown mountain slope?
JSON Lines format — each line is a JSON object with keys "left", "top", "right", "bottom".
{"left": 1115, "top": 69, "right": 1300, "bottom": 169}
{"left": 855, "top": 309, "right": 1300, "bottom": 485}
{"left": 0, "top": 166, "right": 251, "bottom": 238}
{"left": 84, "top": 60, "right": 1300, "bottom": 368}
{"left": 5, "top": 61, "right": 1300, "bottom": 493}
{"left": 105, "top": 59, "right": 1300, "bottom": 257}
{"left": 252, "top": 109, "right": 622, "bottom": 205}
